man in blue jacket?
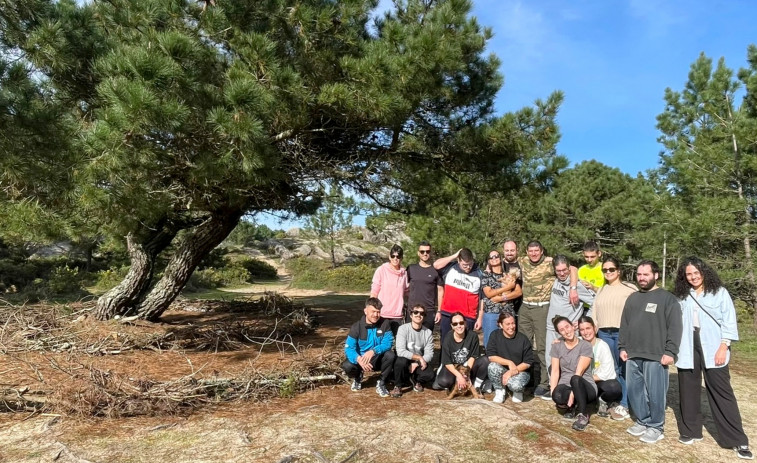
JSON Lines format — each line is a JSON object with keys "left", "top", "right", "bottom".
{"left": 343, "top": 297, "right": 395, "bottom": 397}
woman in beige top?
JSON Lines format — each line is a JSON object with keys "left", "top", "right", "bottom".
{"left": 591, "top": 255, "right": 637, "bottom": 421}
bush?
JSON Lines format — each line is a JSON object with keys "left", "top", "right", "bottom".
{"left": 92, "top": 266, "right": 130, "bottom": 292}
{"left": 192, "top": 264, "right": 251, "bottom": 289}
{"left": 48, "top": 265, "right": 83, "bottom": 294}
{"left": 287, "top": 258, "right": 372, "bottom": 292}
{"left": 236, "top": 257, "right": 278, "bottom": 280}
{"left": 225, "top": 221, "right": 279, "bottom": 246}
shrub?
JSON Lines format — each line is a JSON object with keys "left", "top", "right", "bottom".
{"left": 236, "top": 257, "right": 278, "bottom": 280}
{"left": 193, "top": 265, "right": 251, "bottom": 289}
{"left": 93, "top": 266, "right": 130, "bottom": 292}
{"left": 48, "top": 265, "right": 83, "bottom": 295}
{"left": 287, "top": 258, "right": 372, "bottom": 292}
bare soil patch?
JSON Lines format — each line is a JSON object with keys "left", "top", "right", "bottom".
{"left": 0, "top": 288, "right": 755, "bottom": 463}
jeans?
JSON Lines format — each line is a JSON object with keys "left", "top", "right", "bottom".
{"left": 482, "top": 311, "right": 500, "bottom": 349}
{"left": 626, "top": 357, "right": 669, "bottom": 432}
{"left": 598, "top": 328, "right": 628, "bottom": 408}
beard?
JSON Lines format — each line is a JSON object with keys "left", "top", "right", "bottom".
{"left": 637, "top": 278, "right": 656, "bottom": 291}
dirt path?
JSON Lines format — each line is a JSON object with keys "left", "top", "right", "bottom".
{"left": 0, "top": 286, "right": 755, "bottom": 463}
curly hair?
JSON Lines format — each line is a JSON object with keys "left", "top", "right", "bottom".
{"left": 673, "top": 256, "right": 723, "bottom": 298}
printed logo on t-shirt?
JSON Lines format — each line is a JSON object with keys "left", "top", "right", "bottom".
{"left": 377, "top": 330, "right": 384, "bottom": 335}
{"left": 645, "top": 303, "right": 657, "bottom": 313}
{"left": 452, "top": 347, "right": 470, "bottom": 365}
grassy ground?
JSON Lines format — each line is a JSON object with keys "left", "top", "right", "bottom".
{"left": 1, "top": 286, "right": 756, "bottom": 463}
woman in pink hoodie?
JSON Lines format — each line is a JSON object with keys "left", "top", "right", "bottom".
{"left": 371, "top": 244, "right": 409, "bottom": 336}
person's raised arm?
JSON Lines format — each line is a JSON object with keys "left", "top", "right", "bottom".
{"left": 433, "top": 249, "right": 461, "bottom": 270}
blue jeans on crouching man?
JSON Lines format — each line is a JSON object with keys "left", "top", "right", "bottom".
{"left": 626, "top": 358, "right": 669, "bottom": 432}
{"left": 487, "top": 362, "right": 530, "bottom": 392}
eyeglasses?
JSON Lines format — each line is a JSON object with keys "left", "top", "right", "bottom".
{"left": 489, "top": 255, "right": 500, "bottom": 260}
{"left": 418, "top": 250, "right": 430, "bottom": 255}
{"left": 602, "top": 267, "right": 618, "bottom": 273}
{"left": 459, "top": 261, "right": 473, "bottom": 269}
{"left": 451, "top": 321, "right": 465, "bottom": 327}
{"left": 411, "top": 310, "right": 425, "bottom": 316}
{"left": 390, "top": 254, "right": 402, "bottom": 259}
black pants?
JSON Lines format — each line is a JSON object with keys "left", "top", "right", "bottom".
{"left": 553, "top": 375, "right": 597, "bottom": 415}
{"left": 677, "top": 329, "right": 749, "bottom": 447}
{"left": 436, "top": 356, "right": 488, "bottom": 389}
{"left": 341, "top": 350, "right": 395, "bottom": 383}
{"left": 596, "top": 378, "right": 622, "bottom": 403}
{"left": 393, "top": 356, "right": 436, "bottom": 387}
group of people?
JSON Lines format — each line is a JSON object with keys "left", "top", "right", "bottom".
{"left": 341, "top": 240, "right": 753, "bottom": 459}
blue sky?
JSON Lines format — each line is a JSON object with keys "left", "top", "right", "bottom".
{"left": 469, "top": 0, "right": 756, "bottom": 176}
{"left": 259, "top": 0, "right": 757, "bottom": 229}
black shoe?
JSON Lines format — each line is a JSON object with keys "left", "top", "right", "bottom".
{"left": 481, "top": 379, "right": 493, "bottom": 394}
{"left": 735, "top": 445, "right": 754, "bottom": 460}
{"left": 562, "top": 407, "right": 576, "bottom": 420}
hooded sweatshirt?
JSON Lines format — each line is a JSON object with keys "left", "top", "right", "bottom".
{"left": 371, "top": 262, "right": 408, "bottom": 319}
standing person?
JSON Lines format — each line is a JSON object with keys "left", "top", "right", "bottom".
{"left": 481, "top": 248, "right": 521, "bottom": 347}
{"left": 434, "top": 311, "right": 488, "bottom": 391}
{"left": 518, "top": 241, "right": 579, "bottom": 400}
{"left": 578, "top": 316, "right": 622, "bottom": 418}
{"left": 434, "top": 248, "right": 484, "bottom": 343}
{"left": 342, "top": 298, "right": 395, "bottom": 398}
{"left": 371, "top": 244, "right": 408, "bottom": 336}
{"left": 673, "top": 257, "right": 752, "bottom": 459}
{"left": 592, "top": 255, "right": 637, "bottom": 420}
{"left": 406, "top": 241, "right": 444, "bottom": 331}
{"left": 620, "top": 260, "right": 682, "bottom": 444}
{"left": 545, "top": 255, "right": 595, "bottom": 373}
{"left": 391, "top": 305, "right": 436, "bottom": 398}
{"left": 502, "top": 240, "right": 523, "bottom": 315}
{"left": 549, "top": 316, "right": 597, "bottom": 432}
{"left": 486, "top": 311, "right": 533, "bottom": 404}
{"left": 578, "top": 241, "right": 604, "bottom": 292}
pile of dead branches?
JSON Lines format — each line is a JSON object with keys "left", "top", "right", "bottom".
{"left": 3, "top": 352, "right": 343, "bottom": 417}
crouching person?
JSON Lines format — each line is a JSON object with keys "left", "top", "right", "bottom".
{"left": 487, "top": 310, "right": 533, "bottom": 404}
{"left": 343, "top": 297, "right": 395, "bottom": 397}
{"left": 391, "top": 305, "right": 436, "bottom": 397}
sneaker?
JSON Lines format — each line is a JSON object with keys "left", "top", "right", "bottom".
{"left": 493, "top": 389, "right": 506, "bottom": 404}
{"left": 735, "top": 445, "right": 755, "bottom": 460}
{"left": 627, "top": 423, "right": 647, "bottom": 436}
{"left": 678, "top": 436, "right": 703, "bottom": 445}
{"left": 563, "top": 407, "right": 576, "bottom": 420}
{"left": 572, "top": 413, "right": 589, "bottom": 431}
{"left": 597, "top": 398, "right": 609, "bottom": 417}
{"left": 413, "top": 382, "right": 424, "bottom": 393}
{"left": 376, "top": 381, "right": 389, "bottom": 398}
{"left": 533, "top": 386, "right": 552, "bottom": 401}
{"left": 511, "top": 391, "right": 524, "bottom": 403}
{"left": 390, "top": 386, "right": 402, "bottom": 398}
{"left": 611, "top": 404, "right": 630, "bottom": 421}
{"left": 639, "top": 428, "right": 664, "bottom": 444}
{"left": 350, "top": 372, "right": 363, "bottom": 392}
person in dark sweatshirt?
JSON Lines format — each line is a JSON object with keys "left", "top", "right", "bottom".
{"left": 343, "top": 297, "right": 395, "bottom": 398}
{"left": 619, "top": 260, "right": 682, "bottom": 445}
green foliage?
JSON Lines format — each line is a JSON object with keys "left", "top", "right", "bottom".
{"left": 304, "top": 187, "right": 358, "bottom": 268}
{"left": 287, "top": 258, "right": 372, "bottom": 292}
{"left": 92, "top": 266, "right": 130, "bottom": 292}
{"left": 235, "top": 257, "right": 277, "bottom": 280}
{"left": 225, "top": 220, "right": 279, "bottom": 246}
{"left": 192, "top": 265, "right": 251, "bottom": 289}
{"left": 48, "top": 264, "right": 82, "bottom": 294}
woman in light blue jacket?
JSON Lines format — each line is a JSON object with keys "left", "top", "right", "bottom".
{"left": 673, "top": 257, "right": 752, "bottom": 460}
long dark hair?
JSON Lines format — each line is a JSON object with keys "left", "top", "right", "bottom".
{"left": 673, "top": 256, "right": 723, "bottom": 298}
{"left": 602, "top": 255, "right": 621, "bottom": 281}
{"left": 450, "top": 311, "right": 467, "bottom": 336}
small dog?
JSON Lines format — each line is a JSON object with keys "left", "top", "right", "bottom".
{"left": 446, "top": 365, "right": 483, "bottom": 400}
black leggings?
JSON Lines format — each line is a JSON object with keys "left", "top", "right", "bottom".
{"left": 596, "top": 378, "right": 622, "bottom": 403}
{"left": 552, "top": 375, "right": 597, "bottom": 415}
{"left": 436, "top": 356, "right": 489, "bottom": 389}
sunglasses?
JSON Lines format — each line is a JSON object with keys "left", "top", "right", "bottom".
{"left": 451, "top": 321, "right": 465, "bottom": 327}
{"left": 418, "top": 250, "right": 431, "bottom": 255}
{"left": 602, "top": 267, "right": 618, "bottom": 273}
{"left": 411, "top": 310, "right": 425, "bottom": 316}
{"left": 489, "top": 255, "right": 500, "bottom": 259}
{"left": 390, "top": 254, "right": 402, "bottom": 259}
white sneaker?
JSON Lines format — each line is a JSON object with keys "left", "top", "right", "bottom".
{"left": 511, "top": 391, "right": 523, "bottom": 403}
{"left": 493, "top": 389, "right": 506, "bottom": 404}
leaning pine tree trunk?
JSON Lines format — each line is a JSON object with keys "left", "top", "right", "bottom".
{"left": 137, "top": 211, "right": 243, "bottom": 321}
{"left": 95, "top": 231, "right": 175, "bottom": 320}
